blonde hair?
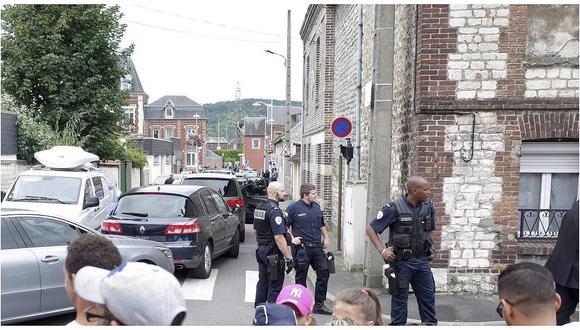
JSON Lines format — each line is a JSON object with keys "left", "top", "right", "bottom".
{"left": 334, "top": 288, "right": 383, "bottom": 326}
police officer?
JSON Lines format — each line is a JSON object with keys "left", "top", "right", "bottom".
{"left": 366, "top": 176, "right": 437, "bottom": 325}
{"left": 254, "top": 181, "right": 293, "bottom": 307}
{"left": 287, "top": 183, "right": 332, "bottom": 315}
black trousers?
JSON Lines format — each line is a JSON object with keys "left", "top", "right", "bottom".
{"left": 556, "top": 283, "right": 579, "bottom": 325}
{"left": 291, "top": 245, "right": 329, "bottom": 305}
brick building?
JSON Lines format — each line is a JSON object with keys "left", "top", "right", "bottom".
{"left": 144, "top": 95, "right": 207, "bottom": 172}
{"left": 121, "top": 57, "right": 148, "bottom": 136}
{"left": 301, "top": 4, "right": 578, "bottom": 293}
{"left": 240, "top": 117, "right": 266, "bottom": 171}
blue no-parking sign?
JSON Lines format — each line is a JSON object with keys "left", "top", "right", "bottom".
{"left": 331, "top": 117, "right": 352, "bottom": 138}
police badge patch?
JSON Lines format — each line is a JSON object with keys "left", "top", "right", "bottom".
{"left": 275, "top": 216, "right": 283, "bottom": 225}
{"left": 254, "top": 210, "right": 266, "bottom": 220}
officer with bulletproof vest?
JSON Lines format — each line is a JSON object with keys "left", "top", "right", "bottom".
{"left": 254, "top": 181, "right": 293, "bottom": 307}
{"left": 366, "top": 176, "right": 437, "bottom": 325}
{"left": 286, "top": 183, "right": 333, "bottom": 315}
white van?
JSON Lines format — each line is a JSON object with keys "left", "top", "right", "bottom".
{"left": 1, "top": 146, "right": 110, "bottom": 229}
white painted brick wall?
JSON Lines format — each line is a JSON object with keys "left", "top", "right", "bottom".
{"left": 447, "top": 5, "right": 510, "bottom": 99}
{"left": 525, "top": 67, "right": 579, "bottom": 99}
{"left": 442, "top": 113, "right": 503, "bottom": 274}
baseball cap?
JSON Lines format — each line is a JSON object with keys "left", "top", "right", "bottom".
{"left": 75, "top": 262, "right": 186, "bottom": 326}
{"left": 253, "top": 303, "right": 297, "bottom": 326}
{"left": 276, "top": 284, "right": 314, "bottom": 316}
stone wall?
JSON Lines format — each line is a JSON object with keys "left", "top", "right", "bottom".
{"left": 1, "top": 160, "right": 33, "bottom": 192}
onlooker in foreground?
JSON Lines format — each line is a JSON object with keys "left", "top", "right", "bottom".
{"left": 276, "top": 284, "right": 316, "bottom": 326}
{"left": 545, "top": 200, "right": 579, "bottom": 325}
{"left": 331, "top": 288, "right": 384, "bottom": 326}
{"left": 327, "top": 316, "right": 361, "bottom": 326}
{"left": 74, "top": 262, "right": 186, "bottom": 326}
{"left": 64, "top": 234, "right": 122, "bottom": 326}
{"left": 253, "top": 303, "right": 297, "bottom": 326}
{"left": 497, "top": 262, "right": 561, "bottom": 325}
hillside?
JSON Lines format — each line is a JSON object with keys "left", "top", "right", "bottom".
{"left": 203, "top": 99, "right": 302, "bottom": 141}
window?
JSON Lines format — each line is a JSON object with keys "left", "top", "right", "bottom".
{"left": 165, "top": 127, "right": 174, "bottom": 139}
{"left": 165, "top": 105, "right": 174, "bottom": 118}
{"left": 123, "top": 107, "right": 134, "bottom": 125}
{"left": 252, "top": 138, "right": 261, "bottom": 150}
{"left": 200, "top": 190, "right": 218, "bottom": 214}
{"left": 211, "top": 192, "right": 229, "bottom": 213}
{"left": 187, "top": 152, "right": 196, "bottom": 167}
{"left": 1, "top": 221, "right": 19, "bottom": 250}
{"left": 518, "top": 142, "right": 579, "bottom": 238}
{"left": 153, "top": 130, "right": 160, "bottom": 139}
{"left": 84, "top": 179, "right": 94, "bottom": 204}
{"left": 154, "top": 156, "right": 160, "bottom": 165}
{"left": 187, "top": 128, "right": 196, "bottom": 138}
{"left": 92, "top": 177, "right": 104, "bottom": 200}
{"left": 19, "top": 217, "right": 81, "bottom": 247}
{"left": 182, "top": 178, "right": 238, "bottom": 197}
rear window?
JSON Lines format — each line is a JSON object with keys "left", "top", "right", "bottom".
{"left": 115, "top": 194, "right": 198, "bottom": 218}
{"left": 181, "top": 178, "right": 238, "bottom": 197}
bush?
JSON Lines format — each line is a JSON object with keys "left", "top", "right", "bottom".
{"left": 214, "top": 149, "right": 242, "bottom": 164}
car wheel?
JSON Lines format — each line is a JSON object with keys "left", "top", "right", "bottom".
{"left": 226, "top": 229, "right": 240, "bottom": 258}
{"left": 192, "top": 242, "right": 212, "bottom": 279}
{"left": 239, "top": 225, "right": 245, "bottom": 243}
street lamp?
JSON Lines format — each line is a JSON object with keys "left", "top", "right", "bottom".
{"left": 193, "top": 114, "right": 200, "bottom": 172}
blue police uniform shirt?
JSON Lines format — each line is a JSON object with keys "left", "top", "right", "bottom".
{"left": 286, "top": 200, "right": 325, "bottom": 244}
{"left": 268, "top": 205, "right": 288, "bottom": 236}
{"left": 369, "top": 197, "right": 436, "bottom": 234}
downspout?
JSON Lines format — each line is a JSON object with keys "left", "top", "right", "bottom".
{"left": 355, "top": 4, "right": 363, "bottom": 181}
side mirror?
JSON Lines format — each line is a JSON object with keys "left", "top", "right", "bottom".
{"left": 84, "top": 196, "right": 100, "bottom": 209}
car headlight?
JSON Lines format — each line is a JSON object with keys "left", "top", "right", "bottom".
{"left": 156, "top": 247, "right": 173, "bottom": 258}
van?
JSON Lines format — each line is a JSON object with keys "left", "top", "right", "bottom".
{"left": 1, "top": 146, "right": 110, "bottom": 229}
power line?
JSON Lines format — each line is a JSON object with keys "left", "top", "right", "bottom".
{"left": 121, "top": 19, "right": 285, "bottom": 44}
{"left": 130, "top": 3, "right": 285, "bottom": 39}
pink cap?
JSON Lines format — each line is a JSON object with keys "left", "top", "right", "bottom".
{"left": 276, "top": 284, "right": 314, "bottom": 316}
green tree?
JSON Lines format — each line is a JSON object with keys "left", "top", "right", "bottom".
{"left": 214, "top": 149, "right": 242, "bottom": 164}
{"left": 1, "top": 4, "right": 133, "bottom": 160}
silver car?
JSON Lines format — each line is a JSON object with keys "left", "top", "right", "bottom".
{"left": 0, "top": 210, "right": 175, "bottom": 324}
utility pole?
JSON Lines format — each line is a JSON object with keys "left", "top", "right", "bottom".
{"left": 284, "top": 9, "right": 292, "bottom": 195}
{"left": 217, "top": 120, "right": 221, "bottom": 150}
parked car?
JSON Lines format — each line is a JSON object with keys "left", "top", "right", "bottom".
{"left": 0, "top": 210, "right": 174, "bottom": 325}
{"left": 102, "top": 185, "right": 241, "bottom": 279}
{"left": 179, "top": 173, "right": 246, "bottom": 242}
{"left": 1, "top": 146, "right": 110, "bottom": 230}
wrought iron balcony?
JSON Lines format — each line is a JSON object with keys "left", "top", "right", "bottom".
{"left": 518, "top": 209, "right": 568, "bottom": 239}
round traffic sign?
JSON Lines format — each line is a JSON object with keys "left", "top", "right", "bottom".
{"left": 331, "top": 117, "right": 352, "bottom": 138}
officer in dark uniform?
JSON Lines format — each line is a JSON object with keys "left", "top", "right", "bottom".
{"left": 366, "top": 176, "right": 437, "bottom": 325}
{"left": 254, "top": 181, "right": 293, "bottom": 307}
{"left": 287, "top": 183, "right": 332, "bottom": 315}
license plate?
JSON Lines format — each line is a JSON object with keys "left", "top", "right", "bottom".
{"left": 136, "top": 236, "right": 150, "bottom": 240}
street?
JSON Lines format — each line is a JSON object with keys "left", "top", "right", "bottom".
{"left": 18, "top": 223, "right": 333, "bottom": 326}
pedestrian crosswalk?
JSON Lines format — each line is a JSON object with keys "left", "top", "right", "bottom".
{"left": 244, "top": 270, "right": 259, "bottom": 303}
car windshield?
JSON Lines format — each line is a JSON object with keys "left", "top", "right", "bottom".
{"left": 6, "top": 175, "right": 81, "bottom": 204}
{"left": 115, "top": 194, "right": 195, "bottom": 218}
{"left": 244, "top": 171, "right": 258, "bottom": 178}
{"left": 181, "top": 178, "right": 238, "bottom": 197}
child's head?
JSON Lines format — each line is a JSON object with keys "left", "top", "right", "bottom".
{"left": 276, "top": 284, "right": 316, "bottom": 326}
{"left": 332, "top": 288, "right": 383, "bottom": 326}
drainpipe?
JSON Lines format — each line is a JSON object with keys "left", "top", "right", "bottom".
{"left": 355, "top": 4, "right": 363, "bottom": 181}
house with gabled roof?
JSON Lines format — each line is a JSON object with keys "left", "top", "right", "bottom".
{"left": 144, "top": 95, "right": 207, "bottom": 172}
{"left": 121, "top": 57, "right": 148, "bottom": 135}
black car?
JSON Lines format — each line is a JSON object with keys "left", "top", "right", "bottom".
{"left": 101, "top": 185, "right": 241, "bottom": 279}
{"left": 179, "top": 173, "right": 248, "bottom": 241}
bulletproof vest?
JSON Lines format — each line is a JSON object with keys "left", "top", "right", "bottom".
{"left": 389, "top": 197, "right": 433, "bottom": 258}
{"left": 254, "top": 199, "right": 280, "bottom": 244}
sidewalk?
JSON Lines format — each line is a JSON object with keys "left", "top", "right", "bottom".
{"left": 279, "top": 201, "right": 577, "bottom": 325}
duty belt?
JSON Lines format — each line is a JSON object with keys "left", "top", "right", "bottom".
{"left": 303, "top": 243, "right": 322, "bottom": 248}
{"left": 257, "top": 238, "right": 274, "bottom": 245}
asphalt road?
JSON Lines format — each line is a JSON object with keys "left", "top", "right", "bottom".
{"left": 16, "top": 224, "right": 332, "bottom": 326}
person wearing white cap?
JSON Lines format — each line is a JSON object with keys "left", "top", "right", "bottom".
{"left": 74, "top": 262, "right": 186, "bottom": 326}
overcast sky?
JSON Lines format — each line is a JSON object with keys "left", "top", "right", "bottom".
{"left": 117, "top": 0, "right": 309, "bottom": 105}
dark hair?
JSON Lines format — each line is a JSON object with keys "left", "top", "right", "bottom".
{"left": 497, "top": 262, "right": 556, "bottom": 316}
{"left": 335, "top": 288, "right": 383, "bottom": 325}
{"left": 299, "top": 183, "right": 316, "bottom": 199}
{"left": 65, "top": 234, "right": 122, "bottom": 278}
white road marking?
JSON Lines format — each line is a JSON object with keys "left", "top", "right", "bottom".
{"left": 182, "top": 269, "right": 219, "bottom": 301}
{"left": 245, "top": 270, "right": 259, "bottom": 303}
